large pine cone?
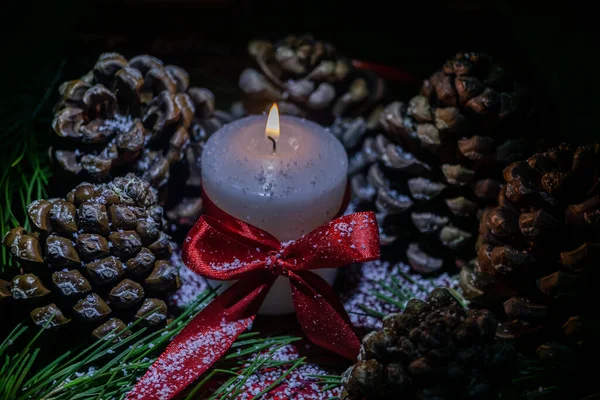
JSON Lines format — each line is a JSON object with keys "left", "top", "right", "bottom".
{"left": 2, "top": 174, "right": 179, "bottom": 336}
{"left": 341, "top": 288, "right": 517, "bottom": 400}
{"left": 462, "top": 143, "right": 600, "bottom": 353}
{"left": 239, "top": 34, "right": 385, "bottom": 123}
{"left": 51, "top": 53, "right": 228, "bottom": 188}
{"left": 350, "top": 51, "right": 535, "bottom": 274}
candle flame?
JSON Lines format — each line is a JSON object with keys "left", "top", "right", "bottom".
{"left": 265, "top": 103, "right": 280, "bottom": 142}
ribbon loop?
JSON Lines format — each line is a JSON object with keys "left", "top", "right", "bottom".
{"left": 129, "top": 193, "right": 380, "bottom": 400}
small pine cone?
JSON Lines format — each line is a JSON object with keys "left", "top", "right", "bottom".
{"left": 464, "top": 143, "right": 600, "bottom": 362}
{"left": 342, "top": 288, "right": 517, "bottom": 399}
{"left": 51, "top": 53, "right": 230, "bottom": 189}
{"left": 2, "top": 174, "right": 180, "bottom": 335}
{"left": 349, "top": 51, "right": 537, "bottom": 275}
{"left": 239, "top": 34, "right": 385, "bottom": 124}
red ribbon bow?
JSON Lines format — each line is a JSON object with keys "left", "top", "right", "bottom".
{"left": 128, "top": 196, "right": 380, "bottom": 400}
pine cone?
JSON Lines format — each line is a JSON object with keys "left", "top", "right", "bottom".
{"left": 239, "top": 34, "right": 385, "bottom": 124}
{"left": 341, "top": 288, "right": 517, "bottom": 400}
{"left": 350, "top": 51, "right": 536, "bottom": 274}
{"left": 164, "top": 109, "right": 235, "bottom": 235}
{"left": 51, "top": 53, "right": 229, "bottom": 188}
{"left": 2, "top": 174, "right": 179, "bottom": 335}
{"left": 329, "top": 106, "right": 385, "bottom": 154}
{"left": 462, "top": 143, "right": 600, "bottom": 354}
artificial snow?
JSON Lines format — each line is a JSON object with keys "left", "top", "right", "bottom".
{"left": 99, "top": 114, "right": 135, "bottom": 133}
{"left": 129, "top": 317, "right": 252, "bottom": 399}
{"left": 169, "top": 254, "right": 208, "bottom": 308}
{"left": 224, "top": 344, "right": 341, "bottom": 400}
{"left": 339, "top": 260, "right": 460, "bottom": 330}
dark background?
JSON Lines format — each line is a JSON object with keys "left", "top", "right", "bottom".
{"left": 0, "top": 0, "right": 596, "bottom": 371}
{"left": 3, "top": 1, "right": 596, "bottom": 142}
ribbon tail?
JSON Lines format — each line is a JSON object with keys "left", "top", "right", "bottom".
{"left": 127, "top": 274, "right": 275, "bottom": 400}
{"left": 289, "top": 270, "right": 360, "bottom": 361}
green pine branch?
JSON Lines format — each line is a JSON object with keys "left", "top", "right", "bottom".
{"left": 0, "top": 288, "right": 214, "bottom": 400}
{"left": 1, "top": 60, "right": 66, "bottom": 271}
{"left": 187, "top": 338, "right": 304, "bottom": 400}
{"left": 0, "top": 287, "right": 311, "bottom": 400}
{"left": 359, "top": 269, "right": 466, "bottom": 319}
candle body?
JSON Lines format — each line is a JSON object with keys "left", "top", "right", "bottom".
{"left": 201, "top": 115, "right": 348, "bottom": 315}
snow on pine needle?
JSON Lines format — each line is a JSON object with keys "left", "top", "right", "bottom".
{"left": 0, "top": 289, "right": 216, "bottom": 400}
{"left": 199, "top": 343, "right": 341, "bottom": 400}
{"left": 338, "top": 260, "right": 461, "bottom": 331}
{"left": 0, "top": 285, "right": 317, "bottom": 400}
{"left": 170, "top": 259, "right": 209, "bottom": 308}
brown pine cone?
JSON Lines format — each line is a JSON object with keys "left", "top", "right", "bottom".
{"left": 350, "top": 51, "right": 537, "bottom": 274}
{"left": 51, "top": 53, "right": 229, "bottom": 188}
{"left": 2, "top": 174, "right": 179, "bottom": 335}
{"left": 462, "top": 143, "right": 600, "bottom": 357}
{"left": 239, "top": 34, "right": 385, "bottom": 124}
{"left": 164, "top": 109, "right": 234, "bottom": 234}
{"left": 341, "top": 288, "right": 518, "bottom": 400}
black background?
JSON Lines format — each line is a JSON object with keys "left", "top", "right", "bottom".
{"left": 3, "top": 1, "right": 597, "bottom": 142}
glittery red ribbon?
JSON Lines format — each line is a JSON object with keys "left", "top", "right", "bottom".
{"left": 128, "top": 195, "right": 380, "bottom": 400}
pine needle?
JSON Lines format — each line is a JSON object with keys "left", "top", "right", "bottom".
{"left": 250, "top": 357, "right": 306, "bottom": 398}
{"left": 313, "top": 374, "right": 343, "bottom": 393}
{"left": 1, "top": 59, "right": 65, "bottom": 271}
{"left": 357, "top": 304, "right": 385, "bottom": 318}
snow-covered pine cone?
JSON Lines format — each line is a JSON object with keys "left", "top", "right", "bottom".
{"left": 239, "top": 34, "right": 385, "bottom": 124}
{"left": 52, "top": 52, "right": 229, "bottom": 188}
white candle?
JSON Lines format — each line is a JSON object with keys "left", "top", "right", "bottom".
{"left": 201, "top": 105, "right": 348, "bottom": 315}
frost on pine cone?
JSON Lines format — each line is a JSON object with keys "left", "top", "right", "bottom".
{"left": 2, "top": 174, "right": 179, "bottom": 335}
{"left": 341, "top": 288, "right": 517, "bottom": 400}
{"left": 461, "top": 143, "right": 600, "bottom": 355}
{"left": 350, "top": 51, "right": 535, "bottom": 274}
{"left": 51, "top": 53, "right": 229, "bottom": 188}
{"left": 239, "top": 34, "right": 385, "bottom": 123}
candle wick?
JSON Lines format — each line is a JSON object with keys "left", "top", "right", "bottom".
{"left": 268, "top": 136, "right": 277, "bottom": 154}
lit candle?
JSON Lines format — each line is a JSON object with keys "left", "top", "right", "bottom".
{"left": 201, "top": 104, "right": 348, "bottom": 315}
